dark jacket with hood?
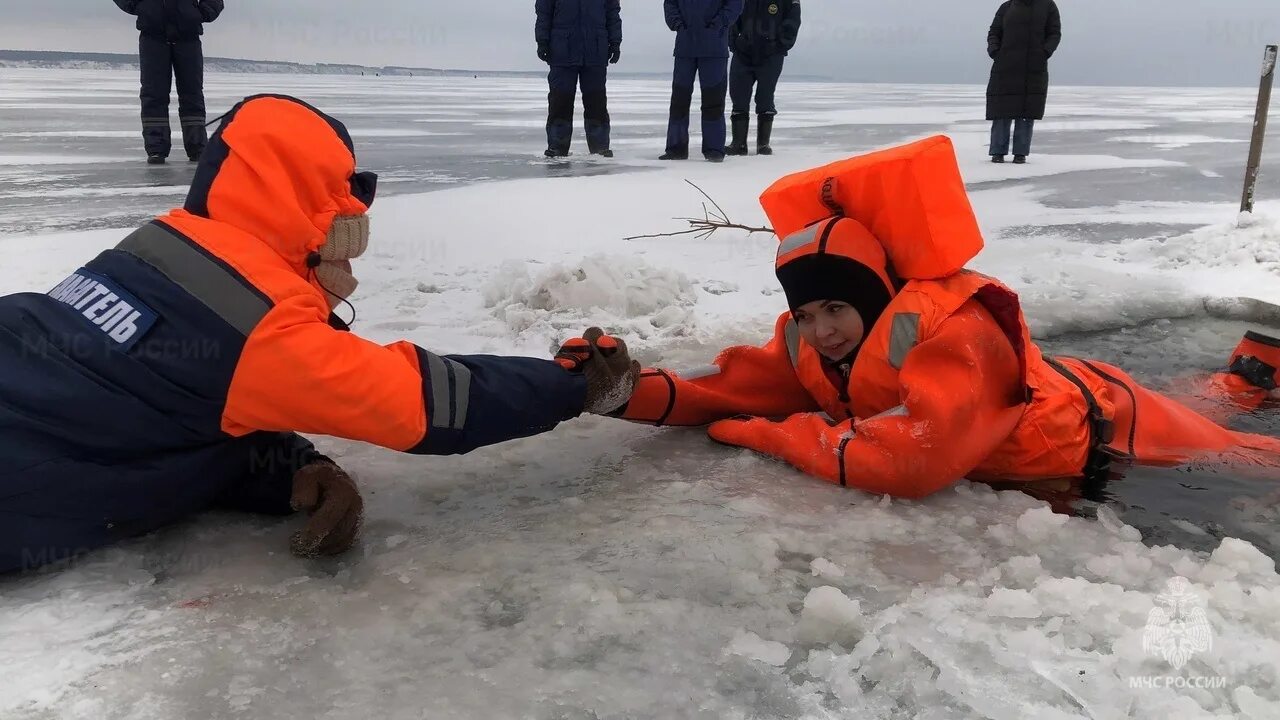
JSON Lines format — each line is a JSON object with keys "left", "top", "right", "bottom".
{"left": 986, "top": 0, "right": 1062, "bottom": 120}
{"left": 114, "top": 0, "right": 224, "bottom": 42}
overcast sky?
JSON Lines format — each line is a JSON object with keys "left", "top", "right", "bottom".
{"left": 2, "top": 1, "right": 1277, "bottom": 86}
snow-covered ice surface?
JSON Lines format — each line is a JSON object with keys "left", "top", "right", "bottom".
{"left": 2, "top": 69, "right": 1280, "bottom": 719}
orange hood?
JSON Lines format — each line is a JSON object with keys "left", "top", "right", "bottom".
{"left": 179, "top": 94, "right": 377, "bottom": 273}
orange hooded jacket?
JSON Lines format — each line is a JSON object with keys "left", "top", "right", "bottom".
{"left": 163, "top": 94, "right": 587, "bottom": 454}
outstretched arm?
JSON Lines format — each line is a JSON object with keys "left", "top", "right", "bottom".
{"left": 615, "top": 313, "right": 819, "bottom": 426}
{"left": 223, "top": 291, "right": 587, "bottom": 457}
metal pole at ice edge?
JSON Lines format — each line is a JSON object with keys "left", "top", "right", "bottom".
{"left": 1240, "top": 45, "right": 1276, "bottom": 214}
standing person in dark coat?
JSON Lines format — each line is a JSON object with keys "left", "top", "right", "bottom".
{"left": 726, "top": 0, "right": 801, "bottom": 157}
{"left": 661, "top": 0, "right": 745, "bottom": 163}
{"left": 113, "top": 0, "right": 224, "bottom": 164}
{"left": 985, "top": 0, "right": 1061, "bottom": 164}
{"left": 535, "top": 0, "right": 623, "bottom": 158}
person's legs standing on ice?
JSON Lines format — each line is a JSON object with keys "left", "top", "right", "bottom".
{"left": 544, "top": 65, "right": 580, "bottom": 157}
{"left": 752, "top": 53, "right": 785, "bottom": 155}
{"left": 172, "top": 38, "right": 208, "bottom": 161}
{"left": 990, "top": 118, "right": 1013, "bottom": 162}
{"left": 663, "top": 58, "right": 697, "bottom": 160}
{"left": 536, "top": 0, "right": 621, "bottom": 158}
{"left": 726, "top": 53, "right": 756, "bottom": 156}
{"left": 581, "top": 57, "right": 617, "bottom": 157}
{"left": 114, "top": 0, "right": 222, "bottom": 164}
{"left": 727, "top": 0, "right": 800, "bottom": 156}
{"left": 138, "top": 34, "right": 173, "bottom": 163}
{"left": 1011, "top": 118, "right": 1035, "bottom": 163}
{"left": 662, "top": 0, "right": 744, "bottom": 161}
{"left": 699, "top": 57, "right": 730, "bottom": 162}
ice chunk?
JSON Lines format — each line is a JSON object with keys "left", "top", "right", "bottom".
{"left": 796, "top": 587, "right": 864, "bottom": 647}
{"left": 810, "top": 558, "right": 846, "bottom": 579}
{"left": 725, "top": 630, "right": 790, "bottom": 667}
{"left": 986, "top": 588, "right": 1042, "bottom": 618}
{"left": 1016, "top": 506, "right": 1069, "bottom": 542}
{"left": 1095, "top": 505, "right": 1143, "bottom": 542}
{"left": 1208, "top": 538, "right": 1277, "bottom": 577}
{"left": 1235, "top": 686, "right": 1280, "bottom": 719}
{"left": 1001, "top": 555, "right": 1045, "bottom": 588}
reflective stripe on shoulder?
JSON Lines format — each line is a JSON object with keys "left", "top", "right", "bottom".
{"left": 114, "top": 221, "right": 271, "bottom": 337}
{"left": 888, "top": 312, "right": 920, "bottom": 370}
{"left": 784, "top": 317, "right": 802, "bottom": 369}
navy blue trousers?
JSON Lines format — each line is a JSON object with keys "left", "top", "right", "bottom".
{"left": 665, "top": 57, "right": 729, "bottom": 157}
{"left": 139, "top": 34, "right": 208, "bottom": 159}
{"left": 730, "top": 53, "right": 785, "bottom": 117}
{"left": 990, "top": 118, "right": 1035, "bottom": 157}
{"left": 547, "top": 65, "right": 611, "bottom": 155}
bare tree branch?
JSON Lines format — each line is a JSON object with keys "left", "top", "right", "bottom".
{"left": 687, "top": 179, "right": 730, "bottom": 225}
{"left": 623, "top": 180, "right": 775, "bottom": 242}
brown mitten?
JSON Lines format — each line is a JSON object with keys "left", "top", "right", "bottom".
{"left": 289, "top": 461, "right": 364, "bottom": 558}
{"left": 556, "top": 327, "right": 641, "bottom": 414}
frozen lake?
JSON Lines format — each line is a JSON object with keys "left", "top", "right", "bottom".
{"left": 2, "top": 69, "right": 1280, "bottom": 720}
{"left": 0, "top": 68, "right": 1273, "bottom": 237}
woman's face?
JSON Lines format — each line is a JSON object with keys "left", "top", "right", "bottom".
{"left": 793, "top": 300, "right": 866, "bottom": 361}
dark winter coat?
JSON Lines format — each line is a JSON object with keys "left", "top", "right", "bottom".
{"left": 535, "top": 0, "right": 623, "bottom": 68}
{"left": 730, "top": 0, "right": 802, "bottom": 66}
{"left": 665, "top": 0, "right": 745, "bottom": 59}
{"left": 114, "top": 0, "right": 224, "bottom": 42}
{"left": 985, "top": 0, "right": 1061, "bottom": 121}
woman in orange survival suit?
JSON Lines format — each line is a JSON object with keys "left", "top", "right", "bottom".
{"left": 570, "top": 135, "right": 1280, "bottom": 498}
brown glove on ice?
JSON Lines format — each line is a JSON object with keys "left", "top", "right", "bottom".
{"left": 289, "top": 460, "right": 364, "bottom": 558}
{"left": 556, "top": 327, "right": 642, "bottom": 415}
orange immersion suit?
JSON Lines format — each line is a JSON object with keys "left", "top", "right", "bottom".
{"left": 614, "top": 136, "right": 1280, "bottom": 498}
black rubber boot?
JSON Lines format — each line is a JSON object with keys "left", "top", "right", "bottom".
{"left": 756, "top": 114, "right": 774, "bottom": 156}
{"left": 726, "top": 114, "right": 749, "bottom": 156}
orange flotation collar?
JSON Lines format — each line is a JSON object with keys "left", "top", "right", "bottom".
{"left": 760, "top": 135, "right": 986, "bottom": 281}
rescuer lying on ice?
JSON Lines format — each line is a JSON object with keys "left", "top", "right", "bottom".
{"left": 0, "top": 94, "right": 640, "bottom": 574}
{"left": 572, "top": 135, "right": 1280, "bottom": 499}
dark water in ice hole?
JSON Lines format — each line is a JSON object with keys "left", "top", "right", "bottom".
{"left": 1017, "top": 316, "right": 1280, "bottom": 559}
